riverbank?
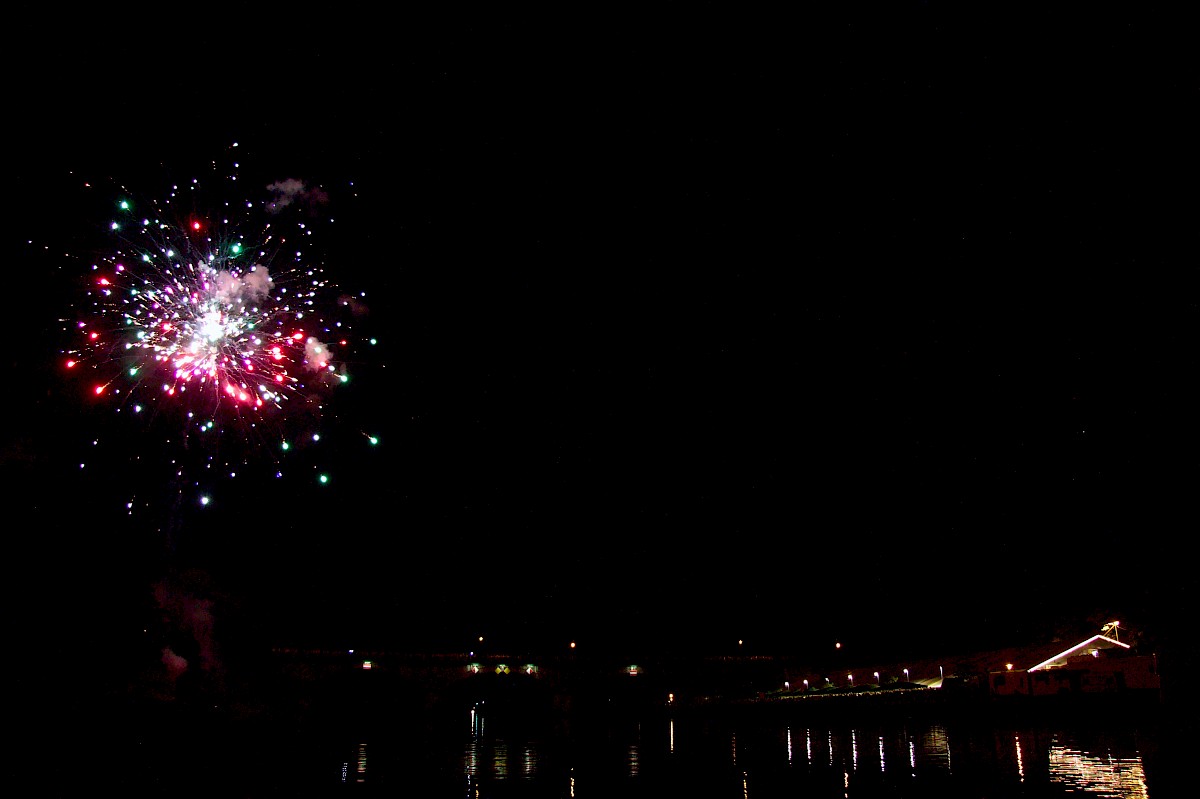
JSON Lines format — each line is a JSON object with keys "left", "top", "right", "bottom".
{"left": 666, "top": 681, "right": 1172, "bottom": 728}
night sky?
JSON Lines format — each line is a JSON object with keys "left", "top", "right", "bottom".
{"left": 7, "top": 6, "right": 1194, "bottom": 678}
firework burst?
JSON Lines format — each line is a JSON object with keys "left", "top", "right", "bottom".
{"left": 60, "top": 145, "right": 379, "bottom": 507}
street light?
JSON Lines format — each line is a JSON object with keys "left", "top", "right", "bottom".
{"left": 903, "top": 668, "right": 909, "bottom": 682}
{"left": 848, "top": 673, "right": 854, "bottom": 687}
{"left": 874, "top": 671, "right": 880, "bottom": 685}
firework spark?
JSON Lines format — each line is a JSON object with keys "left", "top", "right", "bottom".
{"left": 60, "top": 145, "right": 378, "bottom": 506}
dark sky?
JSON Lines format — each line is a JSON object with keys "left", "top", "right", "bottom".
{"left": 6, "top": 6, "right": 1194, "bottom": 668}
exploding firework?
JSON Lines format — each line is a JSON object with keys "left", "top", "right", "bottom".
{"left": 59, "top": 145, "right": 379, "bottom": 507}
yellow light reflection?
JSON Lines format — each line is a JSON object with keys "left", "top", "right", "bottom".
{"left": 1048, "top": 744, "right": 1147, "bottom": 798}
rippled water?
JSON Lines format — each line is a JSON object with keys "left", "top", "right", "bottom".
{"left": 58, "top": 698, "right": 1177, "bottom": 797}
{"left": 324, "top": 704, "right": 1169, "bottom": 797}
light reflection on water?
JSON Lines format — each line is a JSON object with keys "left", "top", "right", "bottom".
{"left": 1048, "top": 736, "right": 1148, "bottom": 798}
{"left": 87, "top": 702, "right": 1165, "bottom": 795}
{"left": 427, "top": 707, "right": 1162, "bottom": 798}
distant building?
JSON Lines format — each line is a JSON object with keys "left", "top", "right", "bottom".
{"left": 987, "top": 626, "right": 1160, "bottom": 698}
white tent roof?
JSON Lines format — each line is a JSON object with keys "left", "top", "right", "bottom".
{"left": 1027, "top": 634, "right": 1129, "bottom": 672}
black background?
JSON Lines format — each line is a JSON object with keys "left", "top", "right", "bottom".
{"left": 6, "top": 5, "right": 1194, "bottom": 677}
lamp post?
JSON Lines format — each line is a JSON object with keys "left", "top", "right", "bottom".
{"left": 903, "top": 668, "right": 909, "bottom": 683}
{"left": 848, "top": 673, "right": 854, "bottom": 687}
{"left": 874, "top": 671, "right": 880, "bottom": 686}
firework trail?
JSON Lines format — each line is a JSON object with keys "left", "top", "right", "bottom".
{"left": 59, "top": 144, "right": 380, "bottom": 510}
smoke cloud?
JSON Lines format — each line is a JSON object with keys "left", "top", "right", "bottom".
{"left": 213, "top": 267, "right": 274, "bottom": 305}
{"left": 266, "top": 179, "right": 329, "bottom": 215}
{"left": 305, "top": 338, "right": 332, "bottom": 371}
